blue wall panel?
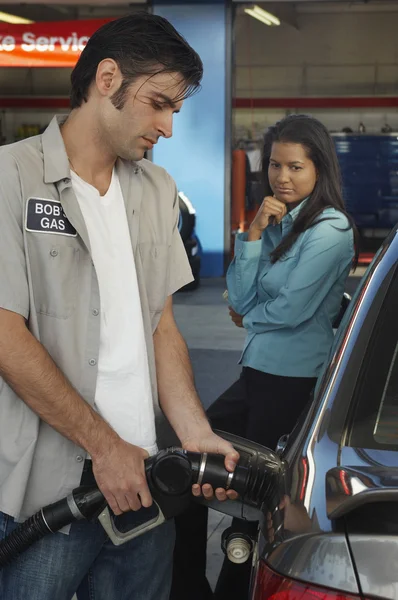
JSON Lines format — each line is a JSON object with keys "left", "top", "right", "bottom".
{"left": 152, "top": 4, "right": 228, "bottom": 277}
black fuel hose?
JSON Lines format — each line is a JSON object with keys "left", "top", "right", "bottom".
{"left": 0, "top": 485, "right": 105, "bottom": 568}
{"left": 0, "top": 448, "right": 199, "bottom": 568}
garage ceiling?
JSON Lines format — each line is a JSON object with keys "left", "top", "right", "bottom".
{"left": 241, "top": 0, "right": 398, "bottom": 7}
{"left": 0, "top": 0, "right": 397, "bottom": 19}
{"left": 238, "top": 1, "right": 398, "bottom": 18}
{"left": 0, "top": 4, "right": 145, "bottom": 20}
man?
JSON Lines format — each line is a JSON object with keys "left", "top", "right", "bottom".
{"left": 0, "top": 13, "right": 238, "bottom": 600}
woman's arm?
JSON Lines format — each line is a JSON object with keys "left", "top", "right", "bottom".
{"left": 226, "top": 233, "right": 263, "bottom": 315}
{"left": 227, "top": 196, "right": 287, "bottom": 315}
{"left": 243, "top": 220, "right": 354, "bottom": 333}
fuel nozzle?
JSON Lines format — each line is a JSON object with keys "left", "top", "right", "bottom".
{"left": 187, "top": 431, "right": 283, "bottom": 522}
{"left": 147, "top": 446, "right": 254, "bottom": 501}
{"left": 0, "top": 432, "right": 283, "bottom": 567}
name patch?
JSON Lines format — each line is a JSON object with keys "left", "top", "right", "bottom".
{"left": 26, "top": 198, "right": 77, "bottom": 237}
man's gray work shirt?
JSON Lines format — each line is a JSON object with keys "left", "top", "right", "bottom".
{"left": 0, "top": 115, "right": 193, "bottom": 520}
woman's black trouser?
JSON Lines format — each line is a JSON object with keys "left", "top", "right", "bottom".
{"left": 170, "top": 367, "right": 316, "bottom": 600}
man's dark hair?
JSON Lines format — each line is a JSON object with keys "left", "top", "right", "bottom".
{"left": 261, "top": 114, "right": 359, "bottom": 267}
{"left": 70, "top": 13, "right": 203, "bottom": 110}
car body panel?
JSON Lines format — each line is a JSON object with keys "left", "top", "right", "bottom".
{"left": 326, "top": 465, "right": 398, "bottom": 519}
{"left": 263, "top": 533, "right": 359, "bottom": 594}
{"left": 349, "top": 535, "right": 398, "bottom": 600}
{"left": 253, "top": 225, "right": 398, "bottom": 599}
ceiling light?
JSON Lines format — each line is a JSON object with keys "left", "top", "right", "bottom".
{"left": 0, "top": 12, "right": 34, "bottom": 24}
{"left": 244, "top": 6, "right": 280, "bottom": 26}
{"left": 253, "top": 6, "right": 280, "bottom": 26}
{"left": 244, "top": 8, "right": 272, "bottom": 25}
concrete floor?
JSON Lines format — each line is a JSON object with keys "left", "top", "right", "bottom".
{"left": 173, "top": 278, "right": 246, "bottom": 411}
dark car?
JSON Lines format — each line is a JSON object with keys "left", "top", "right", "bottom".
{"left": 178, "top": 191, "right": 201, "bottom": 291}
{"left": 245, "top": 222, "right": 398, "bottom": 599}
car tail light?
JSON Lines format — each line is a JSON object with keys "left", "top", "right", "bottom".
{"left": 252, "top": 560, "right": 362, "bottom": 600}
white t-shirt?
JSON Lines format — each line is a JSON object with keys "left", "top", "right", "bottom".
{"left": 71, "top": 169, "right": 157, "bottom": 456}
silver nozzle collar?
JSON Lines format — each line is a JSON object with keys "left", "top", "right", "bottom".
{"left": 197, "top": 453, "right": 208, "bottom": 486}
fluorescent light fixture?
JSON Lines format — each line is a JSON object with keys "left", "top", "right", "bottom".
{"left": 244, "top": 6, "right": 280, "bottom": 26}
{"left": 0, "top": 11, "right": 34, "bottom": 24}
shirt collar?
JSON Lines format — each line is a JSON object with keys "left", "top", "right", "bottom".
{"left": 283, "top": 196, "right": 310, "bottom": 223}
{"left": 41, "top": 115, "right": 71, "bottom": 184}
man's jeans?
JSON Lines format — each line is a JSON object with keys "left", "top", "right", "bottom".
{"left": 0, "top": 508, "right": 175, "bottom": 600}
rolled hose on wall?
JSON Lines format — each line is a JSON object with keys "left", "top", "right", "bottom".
{"left": 0, "top": 432, "right": 283, "bottom": 568}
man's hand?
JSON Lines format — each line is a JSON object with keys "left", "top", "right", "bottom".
{"left": 154, "top": 297, "right": 239, "bottom": 501}
{"left": 248, "top": 196, "right": 287, "bottom": 241}
{"left": 229, "top": 306, "right": 244, "bottom": 328}
{"left": 0, "top": 306, "right": 152, "bottom": 513}
{"left": 181, "top": 430, "right": 240, "bottom": 502}
{"left": 91, "top": 438, "right": 151, "bottom": 516}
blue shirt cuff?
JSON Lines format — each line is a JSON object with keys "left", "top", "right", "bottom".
{"left": 234, "top": 232, "right": 262, "bottom": 260}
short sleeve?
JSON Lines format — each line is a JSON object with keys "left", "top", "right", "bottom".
{"left": 166, "top": 175, "right": 193, "bottom": 296}
{"left": 0, "top": 151, "right": 29, "bottom": 318}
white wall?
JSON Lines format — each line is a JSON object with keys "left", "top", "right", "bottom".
{"left": 233, "top": 2, "right": 398, "bottom": 140}
{"left": 234, "top": 4, "right": 398, "bottom": 98}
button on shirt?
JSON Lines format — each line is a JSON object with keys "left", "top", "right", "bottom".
{"left": 226, "top": 204, "right": 354, "bottom": 378}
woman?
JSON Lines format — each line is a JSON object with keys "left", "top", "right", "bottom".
{"left": 171, "top": 114, "right": 357, "bottom": 600}
{"left": 224, "top": 113, "right": 357, "bottom": 449}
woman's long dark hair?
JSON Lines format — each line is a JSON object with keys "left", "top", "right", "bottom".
{"left": 261, "top": 114, "right": 359, "bottom": 267}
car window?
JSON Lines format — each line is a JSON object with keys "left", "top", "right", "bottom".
{"left": 373, "top": 341, "right": 398, "bottom": 445}
{"left": 346, "top": 266, "right": 398, "bottom": 450}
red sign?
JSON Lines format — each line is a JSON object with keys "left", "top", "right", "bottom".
{"left": 0, "top": 19, "right": 113, "bottom": 67}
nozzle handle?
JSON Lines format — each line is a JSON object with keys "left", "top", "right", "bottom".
{"left": 97, "top": 505, "right": 165, "bottom": 546}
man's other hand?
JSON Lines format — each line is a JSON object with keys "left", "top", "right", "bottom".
{"left": 182, "top": 430, "right": 240, "bottom": 502}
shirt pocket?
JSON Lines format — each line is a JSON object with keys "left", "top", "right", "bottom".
{"left": 258, "top": 246, "right": 298, "bottom": 297}
{"left": 30, "top": 242, "right": 80, "bottom": 319}
{"left": 138, "top": 243, "right": 169, "bottom": 313}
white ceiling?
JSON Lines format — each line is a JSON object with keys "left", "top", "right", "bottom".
{"left": 0, "top": 3, "right": 145, "bottom": 21}
{"left": 239, "top": 1, "right": 398, "bottom": 12}
{"left": 0, "top": 1, "right": 395, "bottom": 23}
{"left": 0, "top": 0, "right": 144, "bottom": 5}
